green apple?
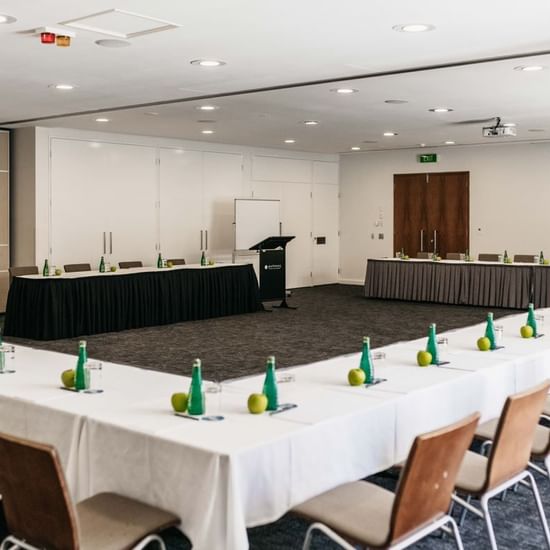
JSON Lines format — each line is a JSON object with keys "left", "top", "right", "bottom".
{"left": 55, "top": 268, "right": 62, "bottom": 276}
{"left": 166, "top": 261, "right": 174, "bottom": 268}
{"left": 417, "top": 350, "right": 432, "bottom": 367}
{"left": 348, "top": 368, "right": 366, "bottom": 386}
{"left": 247, "top": 393, "right": 268, "bottom": 414}
{"left": 520, "top": 325, "right": 534, "bottom": 339}
{"left": 110, "top": 266, "right": 117, "bottom": 272}
{"left": 171, "top": 392, "right": 189, "bottom": 412}
{"left": 403, "top": 255, "right": 409, "bottom": 260}
{"left": 61, "top": 369, "right": 75, "bottom": 388}
{"left": 544, "top": 259, "right": 550, "bottom": 266}
{"left": 477, "top": 336, "right": 491, "bottom": 351}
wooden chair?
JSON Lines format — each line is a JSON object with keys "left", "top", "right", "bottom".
{"left": 8, "top": 265, "right": 38, "bottom": 282}
{"left": 514, "top": 254, "right": 537, "bottom": 263}
{"left": 292, "top": 412, "right": 480, "bottom": 550}
{"left": 446, "top": 253, "right": 465, "bottom": 261}
{"left": 0, "top": 432, "right": 179, "bottom": 550}
{"left": 119, "top": 261, "right": 143, "bottom": 269}
{"left": 478, "top": 254, "right": 500, "bottom": 262}
{"left": 451, "top": 381, "right": 550, "bottom": 550}
{"left": 167, "top": 258, "right": 186, "bottom": 266}
{"left": 64, "top": 263, "right": 91, "bottom": 273}
{"left": 416, "top": 252, "right": 431, "bottom": 259}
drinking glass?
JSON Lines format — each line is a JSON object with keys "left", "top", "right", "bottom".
{"left": 84, "top": 360, "right": 103, "bottom": 393}
{"left": 536, "top": 314, "right": 545, "bottom": 331}
{"left": 372, "top": 351, "right": 386, "bottom": 361}
{"left": 205, "top": 381, "right": 223, "bottom": 414}
{"left": 0, "top": 344, "right": 16, "bottom": 374}
{"left": 437, "top": 337, "right": 449, "bottom": 362}
{"left": 494, "top": 325, "right": 504, "bottom": 346}
{"left": 498, "top": 255, "right": 504, "bottom": 263}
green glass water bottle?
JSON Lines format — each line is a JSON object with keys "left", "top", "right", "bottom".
{"left": 503, "top": 250, "right": 508, "bottom": 263}
{"left": 42, "top": 259, "right": 49, "bottom": 277}
{"left": 75, "top": 340, "right": 88, "bottom": 391}
{"left": 157, "top": 252, "right": 163, "bottom": 269}
{"left": 485, "top": 312, "right": 497, "bottom": 350}
{"left": 263, "top": 355, "right": 279, "bottom": 411}
{"left": 188, "top": 359, "right": 205, "bottom": 415}
{"left": 426, "top": 323, "right": 439, "bottom": 364}
{"left": 527, "top": 303, "right": 538, "bottom": 337}
{"left": 540, "top": 251, "right": 545, "bottom": 265}
{"left": 200, "top": 251, "right": 207, "bottom": 267}
{"left": 99, "top": 256, "right": 105, "bottom": 273}
{"left": 465, "top": 249, "right": 470, "bottom": 262}
{"left": 359, "top": 336, "right": 374, "bottom": 383}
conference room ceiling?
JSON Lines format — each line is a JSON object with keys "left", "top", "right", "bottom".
{"left": 2, "top": 0, "right": 550, "bottom": 152}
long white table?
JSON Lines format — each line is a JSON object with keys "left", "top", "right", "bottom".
{"left": 1, "top": 310, "right": 550, "bottom": 549}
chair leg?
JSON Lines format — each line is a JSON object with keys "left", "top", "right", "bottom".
{"left": 132, "top": 534, "right": 166, "bottom": 550}
{"left": 448, "top": 517, "right": 465, "bottom": 550}
{"left": 480, "top": 494, "right": 499, "bottom": 550}
{"left": 302, "top": 523, "right": 356, "bottom": 550}
{"left": 526, "top": 471, "right": 550, "bottom": 549}
{"left": 458, "top": 494, "right": 471, "bottom": 526}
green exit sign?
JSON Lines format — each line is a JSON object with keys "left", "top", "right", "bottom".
{"left": 418, "top": 153, "right": 438, "bottom": 163}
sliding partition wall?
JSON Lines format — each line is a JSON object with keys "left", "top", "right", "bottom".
{"left": 0, "top": 131, "right": 8, "bottom": 312}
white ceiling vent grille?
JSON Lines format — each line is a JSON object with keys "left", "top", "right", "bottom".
{"left": 59, "top": 9, "right": 180, "bottom": 39}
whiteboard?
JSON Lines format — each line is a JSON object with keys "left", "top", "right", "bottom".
{"left": 235, "top": 199, "right": 280, "bottom": 250}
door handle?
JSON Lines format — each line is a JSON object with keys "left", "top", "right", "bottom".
{"left": 103, "top": 232, "right": 106, "bottom": 254}
{"left": 200, "top": 230, "right": 203, "bottom": 250}
{"left": 109, "top": 232, "right": 113, "bottom": 254}
{"left": 205, "top": 230, "right": 208, "bottom": 250}
{"left": 420, "top": 229, "right": 424, "bottom": 252}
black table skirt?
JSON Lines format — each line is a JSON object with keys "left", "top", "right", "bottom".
{"left": 4, "top": 265, "right": 261, "bottom": 340}
{"left": 364, "top": 259, "right": 547, "bottom": 309}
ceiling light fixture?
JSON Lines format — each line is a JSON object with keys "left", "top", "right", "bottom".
{"left": 429, "top": 107, "right": 453, "bottom": 113}
{"left": 284, "top": 139, "right": 296, "bottom": 144}
{"left": 420, "top": 143, "right": 426, "bottom": 147}
{"left": 393, "top": 23, "right": 435, "bottom": 33}
{"left": 303, "top": 120, "right": 320, "bottom": 125}
{"left": 0, "top": 14, "right": 17, "bottom": 24}
{"left": 528, "top": 129, "right": 545, "bottom": 132}
{"left": 196, "top": 105, "right": 219, "bottom": 111}
{"left": 51, "top": 83, "right": 75, "bottom": 90}
{"left": 502, "top": 123, "right": 516, "bottom": 127}
{"left": 445, "top": 140, "right": 456, "bottom": 145}
{"left": 95, "top": 117, "right": 110, "bottom": 122}
{"left": 350, "top": 146, "right": 361, "bottom": 151}
{"left": 95, "top": 39, "right": 131, "bottom": 48}
{"left": 190, "top": 59, "right": 226, "bottom": 67}
{"left": 514, "top": 65, "right": 545, "bottom": 72}
{"left": 383, "top": 132, "right": 398, "bottom": 137}
{"left": 331, "top": 87, "right": 358, "bottom": 94}
{"left": 384, "top": 99, "right": 408, "bottom": 104}
{"left": 144, "top": 112, "right": 159, "bottom": 116}
{"left": 201, "top": 129, "right": 215, "bottom": 134}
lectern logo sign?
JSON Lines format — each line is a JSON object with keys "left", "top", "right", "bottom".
{"left": 265, "top": 264, "right": 282, "bottom": 270}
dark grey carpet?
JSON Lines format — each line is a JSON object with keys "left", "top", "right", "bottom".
{"left": 0, "top": 285, "right": 544, "bottom": 549}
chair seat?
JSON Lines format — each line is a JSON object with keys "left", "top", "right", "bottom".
{"left": 77, "top": 492, "right": 179, "bottom": 550}
{"left": 476, "top": 418, "right": 550, "bottom": 457}
{"left": 292, "top": 481, "right": 393, "bottom": 547}
{"left": 455, "top": 451, "right": 488, "bottom": 494}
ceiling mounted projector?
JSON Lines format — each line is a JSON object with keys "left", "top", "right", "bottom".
{"left": 482, "top": 117, "right": 517, "bottom": 137}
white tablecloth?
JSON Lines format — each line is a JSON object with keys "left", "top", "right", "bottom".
{"left": 1, "top": 308, "right": 550, "bottom": 549}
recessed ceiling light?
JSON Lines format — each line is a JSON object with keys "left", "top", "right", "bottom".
{"left": 144, "top": 111, "right": 159, "bottom": 116}
{"left": 383, "top": 132, "right": 398, "bottom": 137}
{"left": 429, "top": 108, "right": 454, "bottom": 113}
{"left": 303, "top": 120, "right": 320, "bottom": 125}
{"left": 528, "top": 128, "right": 545, "bottom": 132}
{"left": 284, "top": 139, "right": 296, "bottom": 144}
{"left": 201, "top": 129, "right": 215, "bottom": 134}
{"left": 95, "top": 39, "right": 131, "bottom": 48}
{"left": 95, "top": 118, "right": 110, "bottom": 123}
{"left": 502, "top": 122, "right": 516, "bottom": 127}
{"left": 384, "top": 99, "right": 409, "bottom": 104}
{"left": 445, "top": 140, "right": 456, "bottom": 145}
{"left": 393, "top": 23, "right": 435, "bottom": 33}
{"left": 331, "top": 88, "right": 358, "bottom": 94}
{"left": 514, "top": 65, "right": 545, "bottom": 72}
{"left": 362, "top": 140, "right": 378, "bottom": 144}
{"left": 196, "top": 105, "right": 219, "bottom": 111}
{"left": 350, "top": 146, "right": 361, "bottom": 151}
{"left": 190, "top": 59, "right": 226, "bottom": 67}
{"left": 0, "top": 14, "right": 17, "bottom": 24}
{"left": 419, "top": 143, "right": 426, "bottom": 147}
{"left": 50, "top": 83, "right": 75, "bottom": 91}
{"left": 197, "top": 119, "right": 216, "bottom": 123}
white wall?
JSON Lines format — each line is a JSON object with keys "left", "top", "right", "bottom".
{"left": 12, "top": 126, "right": 339, "bottom": 288}
{"left": 339, "top": 142, "right": 550, "bottom": 283}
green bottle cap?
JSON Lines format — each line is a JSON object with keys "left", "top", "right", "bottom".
{"left": 267, "top": 355, "right": 275, "bottom": 363}
{"left": 193, "top": 358, "right": 201, "bottom": 367}
{"left": 529, "top": 303, "right": 534, "bottom": 309}
{"left": 362, "top": 336, "right": 369, "bottom": 344}
{"left": 78, "top": 340, "right": 86, "bottom": 347}
{"left": 487, "top": 312, "right": 493, "bottom": 319}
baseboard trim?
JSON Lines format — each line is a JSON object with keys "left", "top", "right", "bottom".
{"left": 338, "top": 278, "right": 364, "bottom": 286}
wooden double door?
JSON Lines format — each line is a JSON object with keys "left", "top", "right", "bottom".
{"left": 394, "top": 171, "right": 469, "bottom": 258}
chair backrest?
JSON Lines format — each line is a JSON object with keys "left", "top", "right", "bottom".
{"left": 446, "top": 253, "right": 465, "bottom": 261}
{"left": 119, "top": 261, "right": 143, "bottom": 269}
{"left": 486, "top": 381, "right": 550, "bottom": 490}
{"left": 64, "top": 263, "right": 91, "bottom": 273}
{"left": 0, "top": 432, "right": 79, "bottom": 550}
{"left": 514, "top": 254, "right": 537, "bottom": 264}
{"left": 478, "top": 253, "right": 500, "bottom": 262}
{"left": 8, "top": 265, "right": 39, "bottom": 278}
{"left": 416, "top": 252, "right": 430, "bottom": 259}
{"left": 167, "top": 258, "right": 186, "bottom": 266}
{"left": 389, "top": 413, "right": 480, "bottom": 544}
